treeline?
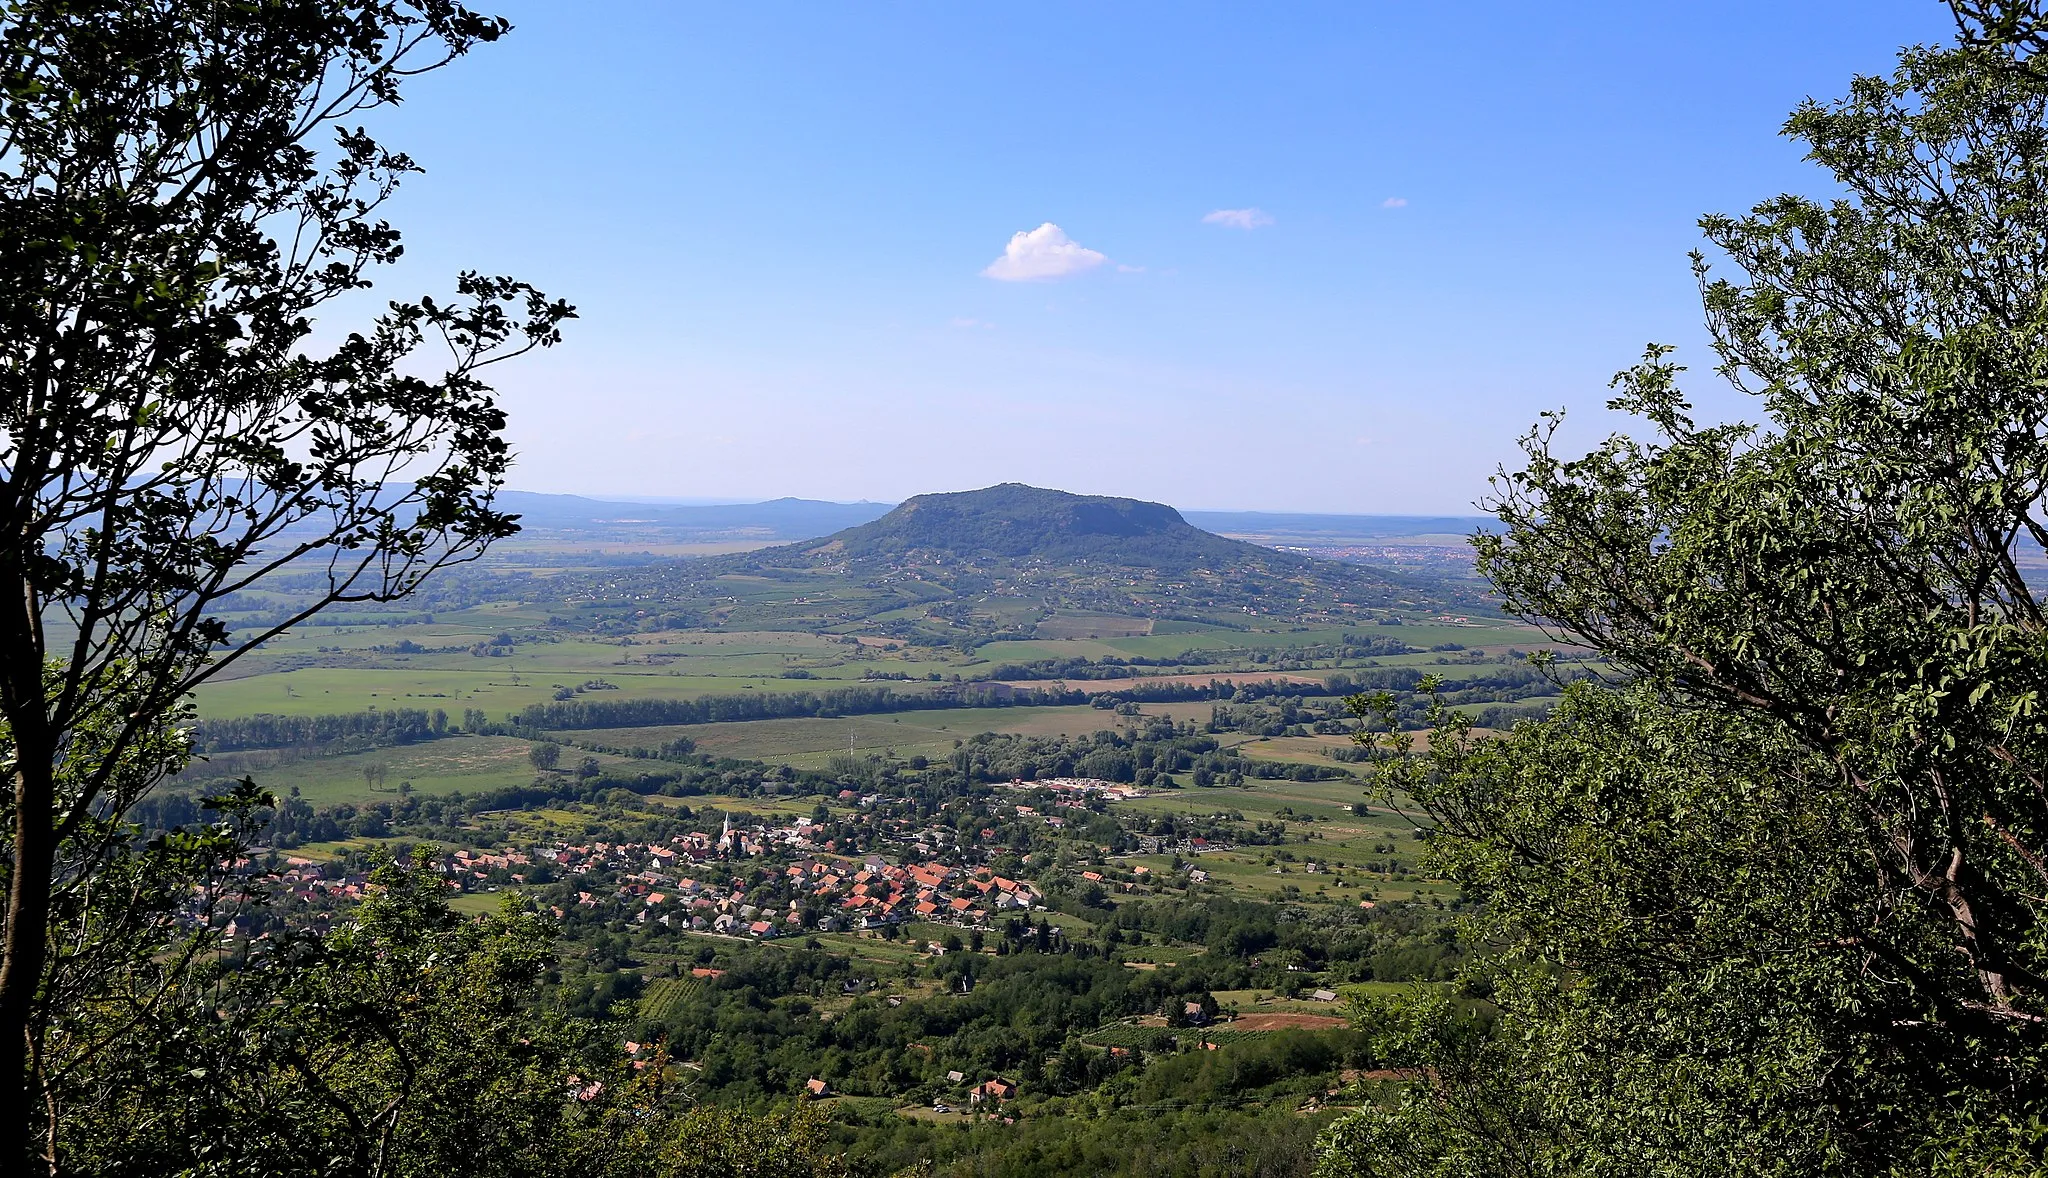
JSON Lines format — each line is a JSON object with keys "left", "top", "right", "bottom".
{"left": 981, "top": 633, "right": 1420, "bottom": 681}
{"left": 516, "top": 683, "right": 1089, "bottom": 731}
{"left": 1090, "top": 677, "right": 1344, "bottom": 706}
{"left": 943, "top": 720, "right": 1350, "bottom": 788}
{"left": 984, "top": 656, "right": 1212, "bottom": 681}
{"left": 191, "top": 707, "right": 450, "bottom": 752}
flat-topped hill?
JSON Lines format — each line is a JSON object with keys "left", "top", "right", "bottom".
{"left": 676, "top": 485, "right": 1467, "bottom": 639}
{"left": 756, "top": 484, "right": 1278, "bottom": 569}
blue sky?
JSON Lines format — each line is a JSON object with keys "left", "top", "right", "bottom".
{"left": 377, "top": 1, "right": 1950, "bottom": 513}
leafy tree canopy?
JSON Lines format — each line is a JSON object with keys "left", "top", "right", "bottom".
{"left": 0, "top": 0, "right": 572, "bottom": 1166}
{"left": 1322, "top": 8, "right": 2048, "bottom": 1176}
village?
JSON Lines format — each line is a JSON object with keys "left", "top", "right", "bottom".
{"left": 206, "top": 776, "right": 1238, "bottom": 953}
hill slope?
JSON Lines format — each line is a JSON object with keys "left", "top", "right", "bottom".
{"left": 684, "top": 485, "right": 1468, "bottom": 640}
{"left": 767, "top": 484, "right": 1279, "bottom": 567}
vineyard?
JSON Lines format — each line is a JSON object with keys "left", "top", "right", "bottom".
{"left": 638, "top": 976, "right": 704, "bottom": 1022}
{"left": 1081, "top": 1024, "right": 1182, "bottom": 1051}
{"left": 1081, "top": 1019, "right": 1346, "bottom": 1051}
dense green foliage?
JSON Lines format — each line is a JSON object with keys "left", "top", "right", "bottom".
{"left": 0, "top": 0, "right": 579, "bottom": 1164}
{"left": 194, "top": 708, "right": 453, "bottom": 752}
{"left": 1321, "top": 15, "right": 2048, "bottom": 1177}
{"left": 1323, "top": 688, "right": 1892, "bottom": 1174}
{"left": 515, "top": 684, "right": 1084, "bottom": 730}
{"left": 57, "top": 856, "right": 863, "bottom": 1178}
{"left": 843, "top": 1103, "right": 1332, "bottom": 1178}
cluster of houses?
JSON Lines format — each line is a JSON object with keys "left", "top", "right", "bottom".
{"left": 274, "top": 858, "right": 375, "bottom": 905}
{"left": 234, "top": 806, "right": 1056, "bottom": 945}
{"left": 800, "top": 1073, "right": 1018, "bottom": 1110}
{"left": 577, "top": 849, "right": 1044, "bottom": 938}
{"left": 376, "top": 809, "right": 1047, "bottom": 940}
{"left": 1000, "top": 776, "right": 1150, "bottom": 802}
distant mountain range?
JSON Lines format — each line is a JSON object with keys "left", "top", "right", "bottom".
{"left": 494, "top": 491, "right": 891, "bottom": 541}
{"left": 1181, "top": 510, "right": 1494, "bottom": 540}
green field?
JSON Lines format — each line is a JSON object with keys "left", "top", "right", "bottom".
{"left": 180, "top": 563, "right": 1530, "bottom": 915}
{"left": 1033, "top": 611, "right": 1156, "bottom": 639}
{"left": 196, "top": 622, "right": 971, "bottom": 719}
{"left": 1120, "top": 777, "right": 1451, "bottom": 905}
{"left": 550, "top": 704, "right": 1149, "bottom": 769}
{"left": 197, "top": 589, "right": 1550, "bottom": 731}
{"left": 180, "top": 735, "right": 640, "bottom": 805}
{"left": 449, "top": 891, "right": 508, "bottom": 916}
{"left": 1228, "top": 734, "right": 1367, "bottom": 774}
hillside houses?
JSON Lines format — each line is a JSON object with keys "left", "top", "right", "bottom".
{"left": 240, "top": 804, "right": 1050, "bottom": 946}
{"left": 1001, "top": 776, "right": 1150, "bottom": 801}
{"left": 439, "top": 815, "right": 1046, "bottom": 939}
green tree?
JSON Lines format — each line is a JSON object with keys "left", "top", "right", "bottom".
{"left": 1323, "top": 688, "right": 1894, "bottom": 1174}
{"left": 60, "top": 854, "right": 872, "bottom": 1178}
{"left": 0, "top": 0, "right": 571, "bottom": 1164}
{"left": 530, "top": 741, "right": 564, "bottom": 772}
{"left": 66, "top": 856, "right": 593, "bottom": 1176}
{"left": 587, "top": 1102, "right": 860, "bottom": 1178}
{"left": 1321, "top": 9, "right": 2048, "bottom": 1177}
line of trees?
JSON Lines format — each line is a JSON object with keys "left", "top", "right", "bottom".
{"left": 191, "top": 707, "right": 451, "bottom": 752}
{"left": 515, "top": 683, "right": 1089, "bottom": 730}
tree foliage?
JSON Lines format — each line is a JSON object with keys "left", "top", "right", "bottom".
{"left": 1321, "top": 13, "right": 2048, "bottom": 1177}
{"left": 0, "top": 0, "right": 574, "bottom": 1166}
{"left": 69, "top": 856, "right": 585, "bottom": 1177}
{"left": 48, "top": 854, "right": 868, "bottom": 1178}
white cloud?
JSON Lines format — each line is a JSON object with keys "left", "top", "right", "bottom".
{"left": 982, "top": 223, "right": 1108, "bottom": 282}
{"left": 948, "top": 317, "right": 994, "bottom": 329}
{"left": 1381, "top": 197, "right": 1408, "bottom": 208}
{"left": 1202, "top": 207, "right": 1273, "bottom": 230}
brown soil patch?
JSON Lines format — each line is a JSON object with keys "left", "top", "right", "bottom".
{"left": 993, "top": 672, "right": 1329, "bottom": 693}
{"left": 1342, "top": 1068, "right": 1426, "bottom": 1083}
{"left": 1228, "top": 1012, "right": 1348, "bottom": 1031}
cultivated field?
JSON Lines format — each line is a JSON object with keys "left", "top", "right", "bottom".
{"left": 550, "top": 704, "right": 1153, "bottom": 769}
{"left": 181, "top": 735, "right": 641, "bottom": 805}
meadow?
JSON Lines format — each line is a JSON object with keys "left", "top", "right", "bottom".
{"left": 183, "top": 735, "right": 644, "bottom": 805}
{"left": 553, "top": 705, "right": 1145, "bottom": 768}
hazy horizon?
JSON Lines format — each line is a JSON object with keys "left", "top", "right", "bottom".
{"left": 500, "top": 485, "right": 1495, "bottom": 521}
